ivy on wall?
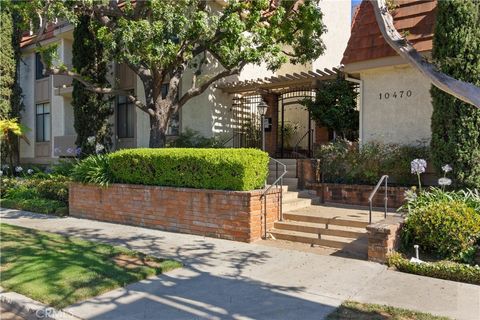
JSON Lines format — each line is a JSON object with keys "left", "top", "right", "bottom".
{"left": 72, "top": 16, "right": 113, "bottom": 157}
{"left": 430, "top": 0, "right": 480, "bottom": 188}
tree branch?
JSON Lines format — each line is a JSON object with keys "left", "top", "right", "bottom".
{"left": 178, "top": 62, "right": 246, "bottom": 107}
{"left": 372, "top": 0, "right": 480, "bottom": 108}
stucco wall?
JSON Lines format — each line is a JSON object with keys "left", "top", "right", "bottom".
{"left": 360, "top": 65, "right": 433, "bottom": 145}
{"left": 19, "top": 53, "right": 35, "bottom": 159}
{"left": 312, "top": 0, "right": 351, "bottom": 71}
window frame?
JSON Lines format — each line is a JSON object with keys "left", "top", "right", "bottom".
{"left": 116, "top": 95, "right": 135, "bottom": 139}
{"left": 35, "top": 53, "right": 47, "bottom": 80}
{"left": 35, "top": 102, "right": 51, "bottom": 142}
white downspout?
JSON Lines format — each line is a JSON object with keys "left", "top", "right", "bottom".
{"left": 346, "top": 76, "right": 364, "bottom": 146}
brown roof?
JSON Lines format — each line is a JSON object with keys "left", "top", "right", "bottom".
{"left": 341, "top": 0, "right": 437, "bottom": 65}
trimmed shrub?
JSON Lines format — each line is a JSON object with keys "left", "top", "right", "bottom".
{"left": 107, "top": 148, "right": 269, "bottom": 191}
{"left": 387, "top": 252, "right": 480, "bottom": 285}
{"left": 36, "top": 177, "right": 69, "bottom": 203}
{"left": 402, "top": 200, "right": 480, "bottom": 262}
{"left": 0, "top": 198, "right": 67, "bottom": 216}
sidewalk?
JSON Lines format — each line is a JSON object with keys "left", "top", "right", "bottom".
{"left": 1, "top": 208, "right": 479, "bottom": 320}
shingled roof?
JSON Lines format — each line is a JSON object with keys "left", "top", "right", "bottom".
{"left": 341, "top": 0, "right": 437, "bottom": 65}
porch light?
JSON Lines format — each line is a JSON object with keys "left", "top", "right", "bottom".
{"left": 257, "top": 100, "right": 268, "bottom": 151}
{"left": 257, "top": 100, "right": 268, "bottom": 116}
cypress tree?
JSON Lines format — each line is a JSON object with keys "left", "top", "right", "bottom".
{"left": 430, "top": 0, "right": 480, "bottom": 188}
{"left": 0, "top": 7, "right": 24, "bottom": 167}
{"left": 72, "top": 16, "right": 112, "bottom": 157}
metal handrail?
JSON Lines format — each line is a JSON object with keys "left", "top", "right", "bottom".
{"left": 368, "top": 175, "right": 389, "bottom": 224}
{"left": 293, "top": 129, "right": 313, "bottom": 159}
{"left": 221, "top": 131, "right": 242, "bottom": 147}
{"left": 261, "top": 158, "right": 287, "bottom": 237}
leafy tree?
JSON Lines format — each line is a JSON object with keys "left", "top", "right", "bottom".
{"left": 0, "top": 7, "right": 24, "bottom": 166}
{"left": 304, "top": 76, "right": 358, "bottom": 140}
{"left": 430, "top": 0, "right": 480, "bottom": 188}
{"left": 12, "top": 0, "right": 326, "bottom": 147}
{"left": 72, "top": 16, "right": 113, "bottom": 157}
{"left": 0, "top": 119, "right": 29, "bottom": 174}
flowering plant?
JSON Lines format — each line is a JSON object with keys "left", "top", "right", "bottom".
{"left": 411, "top": 159, "right": 427, "bottom": 191}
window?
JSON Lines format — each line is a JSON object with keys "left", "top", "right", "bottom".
{"left": 35, "top": 53, "right": 47, "bottom": 80}
{"left": 36, "top": 103, "right": 51, "bottom": 142}
{"left": 117, "top": 96, "right": 135, "bottom": 138}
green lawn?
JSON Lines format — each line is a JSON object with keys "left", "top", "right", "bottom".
{"left": 327, "top": 301, "right": 450, "bottom": 320}
{"left": 0, "top": 223, "right": 182, "bottom": 308}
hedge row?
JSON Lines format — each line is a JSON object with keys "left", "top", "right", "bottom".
{"left": 387, "top": 252, "right": 480, "bottom": 285}
{"left": 0, "top": 198, "right": 68, "bottom": 216}
{"left": 106, "top": 148, "right": 269, "bottom": 191}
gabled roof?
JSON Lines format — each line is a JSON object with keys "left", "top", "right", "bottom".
{"left": 342, "top": 0, "right": 437, "bottom": 65}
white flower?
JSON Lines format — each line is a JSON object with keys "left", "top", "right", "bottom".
{"left": 15, "top": 166, "right": 23, "bottom": 173}
{"left": 411, "top": 159, "right": 427, "bottom": 174}
{"left": 438, "top": 177, "right": 452, "bottom": 186}
{"left": 66, "top": 147, "right": 74, "bottom": 154}
{"left": 441, "top": 164, "right": 452, "bottom": 173}
{"left": 87, "top": 136, "right": 96, "bottom": 144}
{"left": 27, "top": 169, "right": 34, "bottom": 175}
{"left": 95, "top": 143, "right": 105, "bottom": 154}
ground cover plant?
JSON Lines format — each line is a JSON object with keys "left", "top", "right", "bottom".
{"left": 327, "top": 300, "right": 449, "bottom": 320}
{"left": 316, "top": 140, "right": 430, "bottom": 185}
{"left": 0, "top": 164, "right": 71, "bottom": 215}
{"left": 0, "top": 223, "right": 182, "bottom": 308}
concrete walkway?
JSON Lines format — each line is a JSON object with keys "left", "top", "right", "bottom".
{"left": 1, "top": 208, "right": 479, "bottom": 320}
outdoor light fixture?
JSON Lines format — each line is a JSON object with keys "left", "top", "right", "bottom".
{"left": 257, "top": 100, "right": 268, "bottom": 116}
{"left": 257, "top": 100, "right": 268, "bottom": 151}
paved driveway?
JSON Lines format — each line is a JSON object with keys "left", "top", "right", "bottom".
{"left": 1, "top": 209, "right": 479, "bottom": 320}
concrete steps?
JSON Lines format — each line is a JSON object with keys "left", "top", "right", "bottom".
{"left": 267, "top": 158, "right": 370, "bottom": 255}
{"left": 270, "top": 229, "right": 368, "bottom": 251}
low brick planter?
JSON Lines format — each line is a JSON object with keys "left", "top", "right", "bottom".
{"left": 306, "top": 182, "right": 408, "bottom": 209}
{"left": 367, "top": 216, "right": 404, "bottom": 263}
{"left": 69, "top": 183, "right": 281, "bottom": 243}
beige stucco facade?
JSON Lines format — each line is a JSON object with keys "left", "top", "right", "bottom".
{"left": 347, "top": 61, "right": 433, "bottom": 146}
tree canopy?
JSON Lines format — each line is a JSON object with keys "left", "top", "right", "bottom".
{"left": 12, "top": 0, "right": 327, "bottom": 147}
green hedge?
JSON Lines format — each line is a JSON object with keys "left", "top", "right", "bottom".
{"left": 387, "top": 252, "right": 480, "bottom": 285}
{"left": 0, "top": 198, "right": 68, "bottom": 216}
{"left": 107, "top": 148, "right": 269, "bottom": 191}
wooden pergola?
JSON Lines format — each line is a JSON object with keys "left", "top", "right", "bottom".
{"left": 217, "top": 67, "right": 343, "bottom": 94}
{"left": 216, "top": 67, "right": 346, "bottom": 158}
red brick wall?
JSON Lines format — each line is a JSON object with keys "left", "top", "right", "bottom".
{"left": 307, "top": 182, "right": 407, "bottom": 209}
{"left": 367, "top": 216, "right": 404, "bottom": 263}
{"left": 69, "top": 183, "right": 280, "bottom": 243}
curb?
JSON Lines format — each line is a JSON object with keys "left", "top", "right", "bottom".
{"left": 0, "top": 288, "right": 82, "bottom": 320}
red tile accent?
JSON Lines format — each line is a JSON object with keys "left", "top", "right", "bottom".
{"left": 342, "top": 0, "right": 437, "bottom": 65}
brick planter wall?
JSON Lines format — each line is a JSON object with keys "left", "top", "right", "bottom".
{"left": 307, "top": 182, "right": 407, "bottom": 209}
{"left": 69, "top": 183, "right": 281, "bottom": 243}
{"left": 367, "top": 216, "right": 404, "bottom": 263}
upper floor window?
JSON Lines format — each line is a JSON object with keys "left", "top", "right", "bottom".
{"left": 35, "top": 53, "right": 47, "bottom": 80}
{"left": 117, "top": 95, "right": 135, "bottom": 139}
{"left": 36, "top": 103, "right": 51, "bottom": 142}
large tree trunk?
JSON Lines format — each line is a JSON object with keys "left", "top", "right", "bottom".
{"left": 372, "top": 0, "right": 480, "bottom": 108}
{"left": 149, "top": 114, "right": 167, "bottom": 148}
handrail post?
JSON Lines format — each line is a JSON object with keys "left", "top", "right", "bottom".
{"left": 384, "top": 176, "right": 388, "bottom": 219}
{"left": 368, "top": 175, "right": 389, "bottom": 225}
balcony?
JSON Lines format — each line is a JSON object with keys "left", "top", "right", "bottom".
{"left": 53, "top": 75, "right": 73, "bottom": 97}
